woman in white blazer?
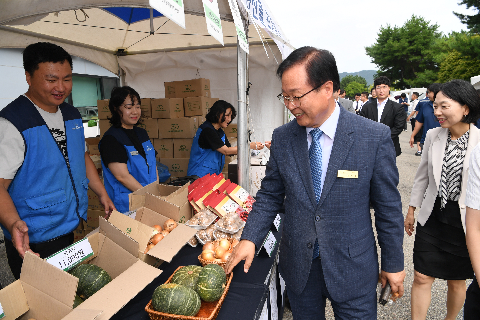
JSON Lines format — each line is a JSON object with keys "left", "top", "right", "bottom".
{"left": 405, "top": 79, "right": 480, "bottom": 320}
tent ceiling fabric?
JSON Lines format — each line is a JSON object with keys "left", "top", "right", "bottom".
{"left": 0, "top": 0, "right": 276, "bottom": 74}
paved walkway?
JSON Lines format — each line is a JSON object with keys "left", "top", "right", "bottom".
{"left": 0, "top": 123, "right": 471, "bottom": 319}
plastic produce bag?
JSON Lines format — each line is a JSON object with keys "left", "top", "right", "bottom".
{"left": 156, "top": 161, "right": 171, "bottom": 183}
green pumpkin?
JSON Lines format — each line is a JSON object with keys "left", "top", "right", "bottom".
{"left": 196, "top": 264, "right": 226, "bottom": 302}
{"left": 152, "top": 283, "right": 201, "bottom": 316}
{"left": 70, "top": 264, "right": 112, "bottom": 300}
{"left": 171, "top": 265, "right": 202, "bottom": 290}
{"left": 73, "top": 295, "right": 83, "bottom": 308}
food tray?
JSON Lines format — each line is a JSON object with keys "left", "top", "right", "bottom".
{"left": 145, "top": 266, "right": 233, "bottom": 320}
{"left": 214, "top": 219, "right": 245, "bottom": 234}
{"left": 185, "top": 210, "right": 218, "bottom": 230}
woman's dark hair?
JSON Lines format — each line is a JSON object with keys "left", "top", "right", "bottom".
{"left": 277, "top": 46, "right": 340, "bottom": 92}
{"left": 108, "top": 86, "right": 142, "bottom": 127}
{"left": 23, "top": 42, "right": 73, "bottom": 76}
{"left": 205, "top": 100, "right": 236, "bottom": 124}
{"left": 438, "top": 79, "right": 480, "bottom": 124}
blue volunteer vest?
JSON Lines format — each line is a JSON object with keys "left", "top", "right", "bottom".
{"left": 187, "top": 121, "right": 225, "bottom": 178}
{"left": 100, "top": 126, "right": 157, "bottom": 213}
{"left": 0, "top": 96, "right": 88, "bottom": 243}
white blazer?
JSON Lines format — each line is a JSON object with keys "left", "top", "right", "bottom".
{"left": 409, "top": 123, "right": 480, "bottom": 232}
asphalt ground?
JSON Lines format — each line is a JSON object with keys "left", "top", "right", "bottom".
{"left": 0, "top": 122, "right": 472, "bottom": 319}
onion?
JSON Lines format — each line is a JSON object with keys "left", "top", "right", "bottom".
{"left": 221, "top": 251, "right": 232, "bottom": 262}
{"left": 160, "top": 230, "right": 170, "bottom": 237}
{"left": 214, "top": 246, "right": 227, "bottom": 259}
{"left": 153, "top": 224, "right": 162, "bottom": 232}
{"left": 144, "top": 243, "right": 155, "bottom": 254}
{"left": 163, "top": 219, "right": 178, "bottom": 232}
{"left": 218, "top": 238, "right": 231, "bottom": 251}
{"left": 201, "top": 250, "right": 215, "bottom": 261}
{"left": 151, "top": 233, "right": 164, "bottom": 245}
{"left": 203, "top": 242, "right": 215, "bottom": 251}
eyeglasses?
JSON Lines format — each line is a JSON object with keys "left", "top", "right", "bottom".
{"left": 277, "top": 85, "right": 321, "bottom": 107}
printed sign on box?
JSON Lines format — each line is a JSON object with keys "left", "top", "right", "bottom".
{"left": 152, "top": 98, "right": 184, "bottom": 119}
{"left": 154, "top": 138, "right": 174, "bottom": 158}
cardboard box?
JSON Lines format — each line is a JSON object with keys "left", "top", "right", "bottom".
{"left": 158, "top": 118, "right": 197, "bottom": 139}
{"left": 225, "top": 124, "right": 237, "bottom": 138}
{"left": 88, "top": 188, "right": 103, "bottom": 211}
{"left": 142, "top": 118, "right": 158, "bottom": 139}
{"left": 0, "top": 227, "right": 161, "bottom": 320}
{"left": 173, "top": 138, "right": 193, "bottom": 158}
{"left": 128, "top": 181, "right": 187, "bottom": 212}
{"left": 140, "top": 98, "right": 152, "bottom": 118}
{"left": 154, "top": 138, "right": 174, "bottom": 158}
{"left": 164, "top": 78, "right": 211, "bottom": 99}
{"left": 106, "top": 199, "right": 196, "bottom": 267}
{"left": 183, "top": 97, "right": 218, "bottom": 117}
{"left": 97, "top": 99, "right": 110, "bottom": 120}
{"left": 161, "top": 158, "right": 190, "bottom": 178}
{"left": 83, "top": 209, "right": 103, "bottom": 232}
{"left": 98, "top": 119, "right": 111, "bottom": 138}
{"left": 151, "top": 98, "right": 184, "bottom": 119}
{"left": 85, "top": 137, "right": 101, "bottom": 155}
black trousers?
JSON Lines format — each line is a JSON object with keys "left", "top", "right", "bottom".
{"left": 5, "top": 232, "right": 74, "bottom": 279}
{"left": 465, "top": 276, "right": 480, "bottom": 319}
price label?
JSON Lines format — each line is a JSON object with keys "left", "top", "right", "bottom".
{"left": 0, "top": 303, "right": 4, "bottom": 319}
{"left": 46, "top": 238, "right": 94, "bottom": 271}
{"left": 273, "top": 214, "right": 281, "bottom": 232}
{"left": 262, "top": 231, "right": 277, "bottom": 257}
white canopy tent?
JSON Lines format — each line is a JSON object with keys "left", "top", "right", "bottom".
{"left": 0, "top": 0, "right": 294, "bottom": 190}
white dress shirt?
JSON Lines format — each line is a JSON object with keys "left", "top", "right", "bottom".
{"left": 377, "top": 98, "right": 388, "bottom": 122}
{"left": 306, "top": 104, "right": 340, "bottom": 193}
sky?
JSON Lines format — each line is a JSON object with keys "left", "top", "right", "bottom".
{"left": 261, "top": 0, "right": 477, "bottom": 73}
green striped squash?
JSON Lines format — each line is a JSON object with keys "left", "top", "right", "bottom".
{"left": 70, "top": 264, "right": 112, "bottom": 300}
{"left": 152, "top": 283, "right": 201, "bottom": 316}
{"left": 171, "top": 265, "right": 202, "bottom": 290}
{"left": 196, "top": 264, "right": 226, "bottom": 302}
{"left": 73, "top": 295, "right": 83, "bottom": 308}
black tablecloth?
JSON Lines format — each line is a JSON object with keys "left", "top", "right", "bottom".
{"left": 111, "top": 222, "right": 282, "bottom": 320}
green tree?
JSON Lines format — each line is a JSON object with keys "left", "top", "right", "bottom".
{"left": 340, "top": 75, "right": 367, "bottom": 91}
{"left": 365, "top": 15, "right": 442, "bottom": 89}
{"left": 435, "top": 32, "right": 480, "bottom": 82}
{"left": 454, "top": 0, "right": 480, "bottom": 33}
{"left": 345, "top": 81, "right": 367, "bottom": 99}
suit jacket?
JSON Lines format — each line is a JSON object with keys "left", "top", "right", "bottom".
{"left": 241, "top": 107, "right": 404, "bottom": 302}
{"left": 409, "top": 124, "right": 480, "bottom": 232}
{"left": 338, "top": 98, "right": 355, "bottom": 113}
{"left": 359, "top": 99, "right": 406, "bottom": 156}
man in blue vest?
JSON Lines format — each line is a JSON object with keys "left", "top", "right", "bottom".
{"left": 0, "top": 42, "right": 115, "bottom": 279}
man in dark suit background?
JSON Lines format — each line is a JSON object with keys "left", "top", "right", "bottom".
{"left": 360, "top": 76, "right": 406, "bottom": 156}
{"left": 226, "top": 47, "right": 405, "bottom": 319}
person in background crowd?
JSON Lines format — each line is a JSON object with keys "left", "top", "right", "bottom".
{"left": 357, "top": 91, "right": 369, "bottom": 114}
{"left": 409, "top": 83, "right": 442, "bottom": 155}
{"left": 0, "top": 42, "right": 115, "bottom": 279}
{"left": 353, "top": 92, "right": 362, "bottom": 113}
{"left": 360, "top": 76, "right": 406, "bottom": 157}
{"left": 187, "top": 100, "right": 263, "bottom": 178}
{"left": 369, "top": 87, "right": 377, "bottom": 103}
{"left": 407, "top": 92, "right": 422, "bottom": 155}
{"left": 398, "top": 93, "right": 409, "bottom": 131}
{"left": 338, "top": 89, "right": 355, "bottom": 113}
{"left": 405, "top": 80, "right": 480, "bottom": 320}
{"left": 464, "top": 142, "right": 480, "bottom": 319}
{"left": 99, "top": 86, "right": 158, "bottom": 214}
{"left": 226, "top": 46, "right": 405, "bottom": 319}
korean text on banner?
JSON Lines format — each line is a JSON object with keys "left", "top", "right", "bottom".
{"left": 202, "top": 0, "right": 224, "bottom": 45}
{"left": 228, "top": 0, "right": 249, "bottom": 53}
{"left": 150, "top": 0, "right": 186, "bottom": 29}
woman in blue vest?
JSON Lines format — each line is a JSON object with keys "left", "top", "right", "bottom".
{"left": 99, "top": 86, "right": 157, "bottom": 213}
{"left": 187, "top": 100, "right": 262, "bottom": 178}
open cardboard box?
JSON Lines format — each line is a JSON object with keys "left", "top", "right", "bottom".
{"left": 0, "top": 219, "right": 161, "bottom": 320}
{"left": 129, "top": 181, "right": 182, "bottom": 211}
{"left": 106, "top": 199, "right": 197, "bottom": 268}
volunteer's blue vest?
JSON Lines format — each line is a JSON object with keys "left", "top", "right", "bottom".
{"left": 0, "top": 96, "right": 88, "bottom": 243}
{"left": 187, "top": 121, "right": 225, "bottom": 178}
{"left": 100, "top": 126, "right": 157, "bottom": 213}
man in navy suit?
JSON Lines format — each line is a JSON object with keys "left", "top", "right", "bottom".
{"left": 226, "top": 47, "right": 405, "bottom": 319}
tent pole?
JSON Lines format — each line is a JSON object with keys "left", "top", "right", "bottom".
{"left": 236, "top": 22, "right": 250, "bottom": 192}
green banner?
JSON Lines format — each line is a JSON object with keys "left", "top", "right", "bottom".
{"left": 203, "top": 4, "right": 222, "bottom": 29}
{"left": 236, "top": 26, "right": 248, "bottom": 44}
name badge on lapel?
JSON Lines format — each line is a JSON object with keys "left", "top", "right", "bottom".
{"left": 337, "top": 170, "right": 358, "bottom": 179}
{"left": 130, "top": 151, "right": 139, "bottom": 156}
